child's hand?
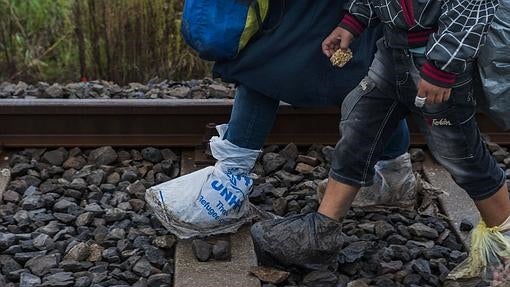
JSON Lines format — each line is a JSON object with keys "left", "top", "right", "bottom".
{"left": 322, "top": 27, "right": 354, "bottom": 58}
{"left": 417, "top": 79, "right": 452, "bottom": 104}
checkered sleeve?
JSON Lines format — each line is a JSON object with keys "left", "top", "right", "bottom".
{"left": 422, "top": 0, "right": 500, "bottom": 88}
{"left": 339, "top": 0, "right": 378, "bottom": 37}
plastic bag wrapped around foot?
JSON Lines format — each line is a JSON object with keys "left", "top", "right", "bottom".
{"left": 145, "top": 124, "right": 261, "bottom": 239}
{"left": 317, "top": 153, "right": 417, "bottom": 209}
{"left": 251, "top": 212, "right": 343, "bottom": 271}
{"left": 447, "top": 217, "right": 510, "bottom": 285}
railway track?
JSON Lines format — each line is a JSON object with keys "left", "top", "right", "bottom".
{"left": 0, "top": 99, "right": 508, "bottom": 148}
{"left": 0, "top": 98, "right": 507, "bottom": 286}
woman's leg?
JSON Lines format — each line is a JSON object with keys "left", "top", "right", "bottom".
{"left": 379, "top": 119, "right": 410, "bottom": 160}
{"left": 224, "top": 85, "right": 280, "bottom": 150}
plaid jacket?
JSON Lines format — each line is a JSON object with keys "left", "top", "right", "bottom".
{"left": 339, "top": 0, "right": 500, "bottom": 87}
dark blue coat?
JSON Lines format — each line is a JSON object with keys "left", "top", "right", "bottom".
{"left": 213, "top": 0, "right": 382, "bottom": 107}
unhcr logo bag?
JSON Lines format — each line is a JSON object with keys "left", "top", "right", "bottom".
{"left": 181, "top": 0, "right": 269, "bottom": 61}
{"left": 145, "top": 125, "right": 262, "bottom": 239}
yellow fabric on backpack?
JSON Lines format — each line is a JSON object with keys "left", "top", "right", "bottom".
{"left": 448, "top": 218, "right": 510, "bottom": 282}
{"left": 238, "top": 0, "right": 269, "bottom": 52}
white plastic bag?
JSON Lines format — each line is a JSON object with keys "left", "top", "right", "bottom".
{"left": 317, "top": 153, "right": 417, "bottom": 209}
{"left": 145, "top": 124, "right": 261, "bottom": 239}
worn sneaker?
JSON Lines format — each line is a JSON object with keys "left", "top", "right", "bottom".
{"left": 250, "top": 212, "right": 343, "bottom": 271}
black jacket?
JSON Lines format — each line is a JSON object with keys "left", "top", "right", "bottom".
{"left": 339, "top": 0, "right": 500, "bottom": 87}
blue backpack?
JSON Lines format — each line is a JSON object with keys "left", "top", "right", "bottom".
{"left": 181, "top": 0, "right": 270, "bottom": 61}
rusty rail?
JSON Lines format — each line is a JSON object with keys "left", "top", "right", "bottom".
{"left": 0, "top": 99, "right": 506, "bottom": 147}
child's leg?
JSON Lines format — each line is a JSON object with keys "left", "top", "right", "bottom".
{"left": 412, "top": 78, "right": 510, "bottom": 227}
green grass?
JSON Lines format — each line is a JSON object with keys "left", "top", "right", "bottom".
{"left": 0, "top": 0, "right": 210, "bottom": 84}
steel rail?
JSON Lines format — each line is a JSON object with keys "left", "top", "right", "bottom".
{"left": 0, "top": 99, "right": 506, "bottom": 147}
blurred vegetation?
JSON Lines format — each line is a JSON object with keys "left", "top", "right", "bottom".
{"left": 0, "top": 0, "right": 210, "bottom": 84}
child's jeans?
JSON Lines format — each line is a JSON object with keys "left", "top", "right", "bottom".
{"left": 330, "top": 39, "right": 505, "bottom": 200}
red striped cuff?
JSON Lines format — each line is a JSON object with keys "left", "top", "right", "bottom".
{"left": 420, "top": 61, "right": 457, "bottom": 88}
{"left": 339, "top": 13, "right": 366, "bottom": 37}
{"left": 408, "top": 29, "right": 436, "bottom": 47}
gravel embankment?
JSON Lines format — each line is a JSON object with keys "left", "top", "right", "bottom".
{"left": 0, "top": 147, "right": 179, "bottom": 287}
{"left": 0, "top": 79, "right": 235, "bottom": 100}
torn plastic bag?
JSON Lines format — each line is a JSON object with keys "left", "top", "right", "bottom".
{"left": 317, "top": 153, "right": 417, "bottom": 209}
{"left": 447, "top": 217, "right": 510, "bottom": 284}
{"left": 477, "top": 2, "right": 510, "bottom": 130}
{"left": 251, "top": 212, "right": 343, "bottom": 271}
{"left": 145, "top": 124, "right": 262, "bottom": 239}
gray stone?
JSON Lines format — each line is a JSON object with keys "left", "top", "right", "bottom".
{"left": 346, "top": 279, "right": 369, "bottom": 287}
{"left": 21, "top": 194, "right": 45, "bottom": 210}
{"left": 409, "top": 148, "right": 426, "bottom": 162}
{"left": 33, "top": 234, "right": 54, "bottom": 251}
{"left": 262, "top": 153, "right": 287, "bottom": 174}
{"left": 63, "top": 156, "right": 86, "bottom": 170}
{"left": 155, "top": 173, "right": 172, "bottom": 184}
{"left": 11, "top": 163, "right": 34, "bottom": 177}
{"left": 106, "top": 172, "right": 121, "bottom": 185}
{"left": 212, "top": 240, "right": 231, "bottom": 261}
{"left": 152, "top": 235, "right": 176, "bottom": 249}
{"left": 295, "top": 163, "right": 314, "bottom": 174}
{"left": 249, "top": 266, "right": 290, "bottom": 284}
{"left": 25, "top": 254, "right": 59, "bottom": 276}
{"left": 106, "top": 228, "right": 126, "bottom": 241}
{"left": 53, "top": 213, "right": 76, "bottom": 223}
{"left": 127, "top": 181, "right": 146, "bottom": 197}
{"left": 147, "top": 273, "right": 172, "bottom": 287}
{"left": 102, "top": 247, "right": 120, "bottom": 262}
{"left": 408, "top": 223, "right": 438, "bottom": 239}
{"left": 0, "top": 254, "right": 22, "bottom": 275}
{"left": 88, "top": 146, "right": 118, "bottom": 165}
{"left": 65, "top": 242, "right": 90, "bottom": 261}
{"left": 76, "top": 212, "right": 94, "bottom": 226}
{"left": 74, "top": 276, "right": 92, "bottom": 287}
{"left": 52, "top": 200, "right": 77, "bottom": 216}
{"left": 14, "top": 251, "right": 47, "bottom": 263}
{"left": 84, "top": 203, "right": 103, "bottom": 214}
{"left": 274, "top": 170, "right": 304, "bottom": 185}
{"left": 297, "top": 155, "right": 320, "bottom": 167}
{"left": 340, "top": 241, "right": 370, "bottom": 263}
{"left": 380, "top": 260, "right": 403, "bottom": 274}
{"left": 302, "top": 271, "right": 338, "bottom": 287}
{"left": 272, "top": 198, "right": 287, "bottom": 216}
{"left": 144, "top": 245, "right": 167, "bottom": 266}
{"left": 44, "top": 84, "right": 64, "bottom": 98}
{"left": 20, "top": 272, "right": 41, "bottom": 287}
{"left": 142, "top": 147, "right": 163, "bottom": 163}
{"left": 41, "top": 272, "right": 74, "bottom": 287}
{"left": 191, "top": 239, "right": 211, "bottom": 262}
{"left": 104, "top": 208, "right": 126, "bottom": 222}
{"left": 411, "top": 259, "right": 431, "bottom": 278}
{"left": 460, "top": 219, "right": 474, "bottom": 232}
{"left": 279, "top": 143, "right": 298, "bottom": 160}
{"left": 493, "top": 149, "right": 509, "bottom": 162}
{"left": 132, "top": 257, "right": 153, "bottom": 277}
{"left": 43, "top": 148, "right": 68, "bottom": 166}
{"left": 70, "top": 178, "right": 87, "bottom": 190}
{"left": 129, "top": 199, "right": 145, "bottom": 211}
{"left": 86, "top": 170, "right": 105, "bottom": 186}
{"left": 3, "top": 190, "right": 21, "bottom": 203}
{"left": 0, "top": 233, "right": 16, "bottom": 250}
{"left": 374, "top": 221, "right": 396, "bottom": 239}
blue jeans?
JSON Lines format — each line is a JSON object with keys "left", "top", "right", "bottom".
{"left": 225, "top": 85, "right": 410, "bottom": 160}
{"left": 331, "top": 39, "right": 505, "bottom": 199}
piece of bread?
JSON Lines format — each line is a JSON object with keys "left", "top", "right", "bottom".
{"left": 330, "top": 48, "right": 353, "bottom": 68}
